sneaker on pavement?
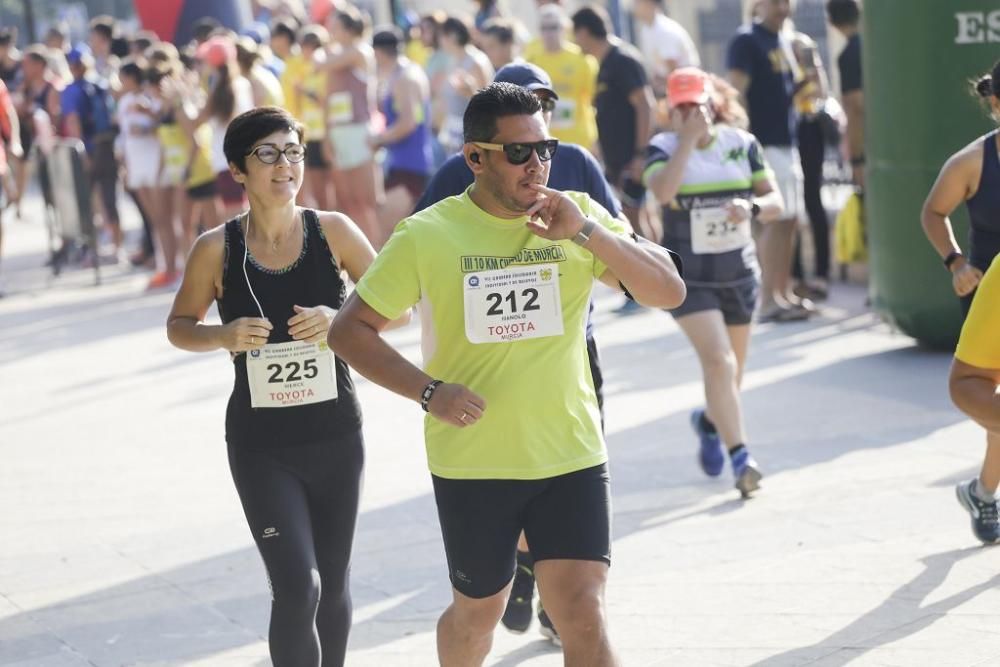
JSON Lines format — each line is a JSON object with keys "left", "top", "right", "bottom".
{"left": 731, "top": 447, "right": 762, "bottom": 498}
{"left": 538, "top": 606, "right": 561, "bottom": 647}
{"left": 501, "top": 556, "right": 535, "bottom": 633}
{"left": 691, "top": 409, "right": 724, "bottom": 477}
{"left": 147, "top": 271, "right": 181, "bottom": 291}
{"left": 955, "top": 479, "right": 1000, "bottom": 545}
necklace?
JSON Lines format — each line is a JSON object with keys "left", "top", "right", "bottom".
{"left": 246, "top": 210, "right": 298, "bottom": 254}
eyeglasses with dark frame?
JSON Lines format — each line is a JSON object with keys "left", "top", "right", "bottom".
{"left": 246, "top": 143, "right": 307, "bottom": 165}
{"left": 470, "top": 139, "right": 559, "bottom": 165}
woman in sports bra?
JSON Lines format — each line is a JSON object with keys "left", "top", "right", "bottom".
{"left": 922, "top": 58, "right": 1000, "bottom": 316}
{"left": 166, "top": 107, "right": 407, "bottom": 666}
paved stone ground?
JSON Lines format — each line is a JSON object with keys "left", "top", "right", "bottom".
{"left": 2, "top": 191, "right": 999, "bottom": 666}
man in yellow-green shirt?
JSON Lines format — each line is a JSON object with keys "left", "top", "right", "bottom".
{"left": 952, "top": 254, "right": 1000, "bottom": 545}
{"left": 328, "top": 82, "right": 684, "bottom": 665}
{"left": 525, "top": 4, "right": 598, "bottom": 149}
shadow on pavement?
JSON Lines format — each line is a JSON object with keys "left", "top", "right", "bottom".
{"left": 748, "top": 547, "right": 999, "bottom": 667}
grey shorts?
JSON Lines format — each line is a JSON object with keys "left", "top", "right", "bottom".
{"left": 669, "top": 281, "right": 759, "bottom": 326}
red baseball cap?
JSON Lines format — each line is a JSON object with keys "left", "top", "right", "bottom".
{"left": 196, "top": 36, "right": 235, "bottom": 68}
{"left": 311, "top": 0, "right": 337, "bottom": 25}
{"left": 667, "top": 67, "right": 712, "bottom": 108}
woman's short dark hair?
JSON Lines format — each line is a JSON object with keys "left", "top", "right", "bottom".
{"left": 825, "top": 0, "right": 860, "bottom": 28}
{"left": 463, "top": 82, "right": 542, "bottom": 143}
{"left": 571, "top": 7, "right": 610, "bottom": 39}
{"left": 224, "top": 106, "right": 306, "bottom": 172}
{"left": 442, "top": 16, "right": 472, "bottom": 46}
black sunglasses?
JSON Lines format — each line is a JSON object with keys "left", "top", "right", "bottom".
{"left": 470, "top": 139, "right": 559, "bottom": 165}
{"left": 246, "top": 143, "right": 307, "bottom": 165}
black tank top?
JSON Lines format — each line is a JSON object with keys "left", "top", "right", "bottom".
{"left": 218, "top": 209, "right": 362, "bottom": 448}
{"left": 966, "top": 130, "right": 1000, "bottom": 272}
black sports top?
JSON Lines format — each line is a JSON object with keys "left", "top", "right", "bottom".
{"left": 217, "top": 209, "right": 362, "bottom": 448}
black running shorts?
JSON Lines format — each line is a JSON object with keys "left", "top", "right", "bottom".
{"left": 431, "top": 463, "right": 612, "bottom": 599}
{"left": 670, "top": 280, "right": 760, "bottom": 326}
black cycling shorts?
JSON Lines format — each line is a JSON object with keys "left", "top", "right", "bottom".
{"left": 431, "top": 463, "right": 611, "bottom": 599}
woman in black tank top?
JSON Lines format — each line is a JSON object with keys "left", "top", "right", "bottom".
{"left": 922, "top": 59, "right": 1000, "bottom": 317}
{"left": 167, "top": 107, "right": 407, "bottom": 666}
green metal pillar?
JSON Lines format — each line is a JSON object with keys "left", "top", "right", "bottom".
{"left": 866, "top": 1, "right": 998, "bottom": 349}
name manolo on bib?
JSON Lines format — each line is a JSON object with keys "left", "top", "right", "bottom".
{"left": 690, "top": 206, "right": 751, "bottom": 255}
{"left": 464, "top": 263, "right": 564, "bottom": 344}
{"left": 246, "top": 340, "right": 338, "bottom": 408}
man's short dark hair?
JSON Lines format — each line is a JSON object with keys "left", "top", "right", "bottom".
{"left": 442, "top": 16, "right": 472, "bottom": 46}
{"left": 119, "top": 59, "right": 145, "bottom": 85}
{"left": 826, "top": 0, "right": 860, "bottom": 28}
{"left": 193, "top": 18, "right": 222, "bottom": 42}
{"left": 372, "top": 26, "right": 403, "bottom": 55}
{"left": 571, "top": 7, "right": 610, "bottom": 39}
{"left": 463, "top": 82, "right": 542, "bottom": 143}
{"left": 481, "top": 18, "right": 515, "bottom": 45}
{"left": 89, "top": 16, "right": 116, "bottom": 41}
{"left": 271, "top": 18, "right": 298, "bottom": 44}
{"left": 224, "top": 106, "right": 306, "bottom": 173}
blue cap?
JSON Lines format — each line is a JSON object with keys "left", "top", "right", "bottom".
{"left": 494, "top": 62, "right": 558, "bottom": 100}
{"left": 66, "top": 43, "right": 91, "bottom": 65}
{"left": 242, "top": 22, "right": 270, "bottom": 44}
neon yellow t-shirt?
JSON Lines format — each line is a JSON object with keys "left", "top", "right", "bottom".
{"left": 956, "top": 255, "right": 1000, "bottom": 369}
{"left": 280, "top": 53, "right": 310, "bottom": 119}
{"left": 526, "top": 43, "right": 598, "bottom": 148}
{"left": 355, "top": 188, "right": 629, "bottom": 480}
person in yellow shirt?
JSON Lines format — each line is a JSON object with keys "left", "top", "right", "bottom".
{"left": 297, "top": 25, "right": 334, "bottom": 211}
{"left": 525, "top": 4, "right": 597, "bottom": 149}
{"left": 271, "top": 19, "right": 309, "bottom": 119}
{"left": 952, "top": 254, "right": 1000, "bottom": 545}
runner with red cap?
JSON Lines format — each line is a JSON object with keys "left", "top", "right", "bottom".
{"left": 644, "top": 67, "right": 785, "bottom": 497}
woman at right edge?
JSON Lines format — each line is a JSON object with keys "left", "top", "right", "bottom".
{"left": 923, "top": 59, "right": 1000, "bottom": 545}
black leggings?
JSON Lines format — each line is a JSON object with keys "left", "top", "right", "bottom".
{"left": 792, "top": 117, "right": 831, "bottom": 281}
{"left": 227, "top": 431, "right": 365, "bottom": 667}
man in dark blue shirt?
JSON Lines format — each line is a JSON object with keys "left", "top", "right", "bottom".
{"left": 727, "top": 0, "right": 812, "bottom": 323}
{"left": 413, "top": 61, "right": 622, "bottom": 645}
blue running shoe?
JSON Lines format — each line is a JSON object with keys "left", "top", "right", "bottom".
{"left": 731, "top": 447, "right": 762, "bottom": 498}
{"left": 691, "top": 409, "right": 724, "bottom": 477}
{"left": 955, "top": 479, "right": 1000, "bottom": 545}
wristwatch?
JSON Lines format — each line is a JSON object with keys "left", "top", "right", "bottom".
{"left": 943, "top": 251, "right": 964, "bottom": 271}
{"left": 572, "top": 218, "right": 597, "bottom": 246}
{"left": 750, "top": 202, "right": 761, "bottom": 218}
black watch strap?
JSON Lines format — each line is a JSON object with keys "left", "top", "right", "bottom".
{"left": 421, "top": 380, "right": 443, "bottom": 412}
{"left": 944, "top": 251, "right": 964, "bottom": 270}
{"left": 750, "top": 202, "right": 761, "bottom": 218}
